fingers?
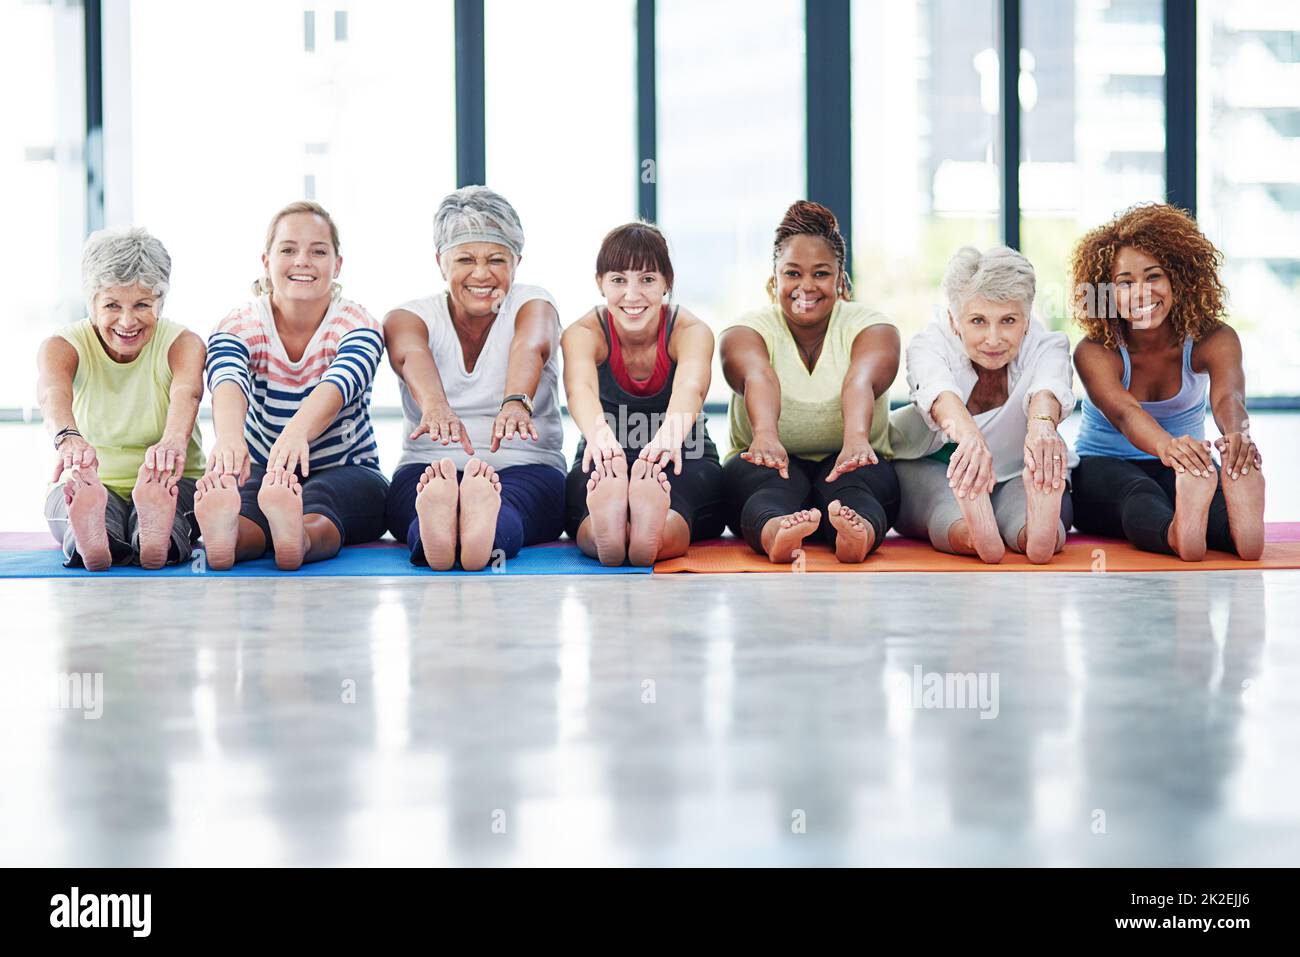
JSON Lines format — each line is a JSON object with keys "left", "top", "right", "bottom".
{"left": 164, "top": 448, "right": 178, "bottom": 477}
{"left": 1051, "top": 444, "right": 1064, "bottom": 488}
{"left": 144, "top": 446, "right": 156, "bottom": 471}
{"left": 409, "top": 422, "right": 430, "bottom": 442}
{"left": 239, "top": 454, "right": 251, "bottom": 487}
{"left": 673, "top": 447, "right": 682, "bottom": 476}
{"left": 581, "top": 444, "right": 593, "bottom": 474}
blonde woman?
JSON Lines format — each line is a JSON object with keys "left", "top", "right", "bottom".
{"left": 193, "top": 201, "right": 388, "bottom": 570}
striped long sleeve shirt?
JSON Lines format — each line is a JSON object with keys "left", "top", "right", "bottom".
{"left": 206, "top": 295, "right": 384, "bottom": 470}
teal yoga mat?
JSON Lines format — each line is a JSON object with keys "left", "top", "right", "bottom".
{"left": 0, "top": 539, "right": 652, "bottom": 578}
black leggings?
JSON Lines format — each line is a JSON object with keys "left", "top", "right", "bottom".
{"left": 1072, "top": 455, "right": 1235, "bottom": 555}
{"left": 722, "top": 452, "right": 899, "bottom": 556}
{"left": 564, "top": 447, "right": 726, "bottom": 542}
{"left": 239, "top": 463, "right": 389, "bottom": 551}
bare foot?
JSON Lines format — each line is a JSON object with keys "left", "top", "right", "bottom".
{"left": 1167, "top": 467, "right": 1216, "bottom": 561}
{"left": 1221, "top": 467, "right": 1265, "bottom": 561}
{"left": 66, "top": 466, "right": 111, "bottom": 572}
{"left": 132, "top": 463, "right": 179, "bottom": 569}
{"left": 760, "top": 508, "right": 821, "bottom": 564}
{"left": 955, "top": 489, "right": 1004, "bottom": 563}
{"left": 416, "top": 459, "right": 459, "bottom": 571}
{"left": 257, "top": 468, "right": 307, "bottom": 570}
{"left": 627, "top": 458, "right": 671, "bottom": 566}
{"left": 459, "top": 457, "right": 502, "bottom": 571}
{"left": 586, "top": 454, "right": 629, "bottom": 566}
{"left": 194, "top": 472, "right": 242, "bottom": 570}
{"left": 1021, "top": 466, "right": 1065, "bottom": 565}
{"left": 827, "top": 499, "right": 874, "bottom": 563}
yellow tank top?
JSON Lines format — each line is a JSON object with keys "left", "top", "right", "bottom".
{"left": 59, "top": 318, "right": 205, "bottom": 497}
{"left": 726, "top": 300, "right": 894, "bottom": 462}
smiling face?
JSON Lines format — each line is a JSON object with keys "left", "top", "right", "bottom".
{"left": 949, "top": 295, "right": 1028, "bottom": 371}
{"left": 91, "top": 283, "right": 160, "bottom": 362}
{"left": 1111, "top": 245, "right": 1173, "bottom": 332}
{"left": 439, "top": 242, "right": 516, "bottom": 319}
{"left": 597, "top": 268, "right": 667, "bottom": 332}
{"left": 774, "top": 234, "right": 840, "bottom": 327}
{"left": 262, "top": 212, "right": 341, "bottom": 303}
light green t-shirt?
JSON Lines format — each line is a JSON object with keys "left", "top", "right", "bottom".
{"left": 59, "top": 318, "right": 205, "bottom": 497}
{"left": 725, "top": 300, "right": 894, "bottom": 462}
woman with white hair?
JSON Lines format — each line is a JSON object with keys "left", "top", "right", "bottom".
{"left": 383, "top": 186, "right": 566, "bottom": 571}
{"left": 193, "top": 200, "right": 389, "bottom": 571}
{"left": 35, "top": 227, "right": 206, "bottom": 570}
{"left": 889, "top": 246, "right": 1076, "bottom": 563}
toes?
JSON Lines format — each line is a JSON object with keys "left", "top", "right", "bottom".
{"left": 464, "top": 457, "right": 483, "bottom": 478}
{"left": 437, "top": 458, "right": 457, "bottom": 479}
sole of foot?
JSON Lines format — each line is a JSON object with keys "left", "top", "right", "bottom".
{"left": 627, "top": 458, "right": 671, "bottom": 567}
{"left": 956, "top": 489, "right": 1005, "bottom": 564}
{"left": 827, "top": 499, "right": 874, "bottom": 564}
{"left": 1168, "top": 468, "right": 1217, "bottom": 562}
{"left": 764, "top": 508, "right": 821, "bottom": 564}
{"left": 257, "top": 468, "right": 306, "bottom": 571}
{"left": 194, "top": 472, "right": 242, "bottom": 570}
{"left": 1022, "top": 467, "right": 1065, "bottom": 565}
{"left": 66, "top": 467, "right": 111, "bottom": 572}
{"left": 459, "top": 457, "right": 502, "bottom": 571}
{"left": 1221, "top": 466, "right": 1265, "bottom": 561}
{"left": 416, "top": 458, "right": 459, "bottom": 571}
{"left": 586, "top": 454, "right": 629, "bottom": 566}
{"left": 132, "top": 464, "right": 179, "bottom": 570}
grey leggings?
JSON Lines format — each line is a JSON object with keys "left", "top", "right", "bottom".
{"left": 43, "top": 477, "right": 199, "bottom": 568}
{"left": 893, "top": 458, "right": 1072, "bottom": 554}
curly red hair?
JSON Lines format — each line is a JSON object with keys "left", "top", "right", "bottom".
{"left": 1069, "top": 203, "right": 1227, "bottom": 350}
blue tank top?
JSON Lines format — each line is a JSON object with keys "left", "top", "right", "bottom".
{"left": 1076, "top": 337, "right": 1209, "bottom": 460}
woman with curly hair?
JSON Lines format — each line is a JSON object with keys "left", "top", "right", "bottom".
{"left": 719, "top": 200, "right": 900, "bottom": 564}
{"left": 1070, "top": 203, "right": 1264, "bottom": 561}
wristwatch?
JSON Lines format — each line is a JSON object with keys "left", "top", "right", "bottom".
{"left": 500, "top": 393, "right": 534, "bottom": 414}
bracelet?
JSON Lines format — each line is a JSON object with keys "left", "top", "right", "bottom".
{"left": 1030, "top": 414, "right": 1056, "bottom": 425}
{"left": 53, "top": 427, "right": 82, "bottom": 450}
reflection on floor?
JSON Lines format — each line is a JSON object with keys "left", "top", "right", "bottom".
{"left": 1, "top": 570, "right": 1296, "bottom": 866}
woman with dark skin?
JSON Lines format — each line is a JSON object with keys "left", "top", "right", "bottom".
{"left": 1071, "top": 203, "right": 1265, "bottom": 561}
{"left": 720, "top": 201, "right": 900, "bottom": 564}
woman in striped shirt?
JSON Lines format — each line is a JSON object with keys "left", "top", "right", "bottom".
{"left": 193, "top": 201, "right": 389, "bottom": 570}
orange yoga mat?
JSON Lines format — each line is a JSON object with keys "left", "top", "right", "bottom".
{"left": 652, "top": 523, "right": 1300, "bottom": 574}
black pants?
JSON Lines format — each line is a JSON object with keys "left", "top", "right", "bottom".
{"left": 1072, "top": 455, "right": 1235, "bottom": 555}
{"left": 239, "top": 463, "right": 389, "bottom": 553}
{"left": 722, "top": 452, "right": 899, "bottom": 556}
{"left": 564, "top": 447, "right": 726, "bottom": 542}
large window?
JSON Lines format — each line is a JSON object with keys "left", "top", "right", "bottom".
{"left": 485, "top": 0, "right": 637, "bottom": 327}
{"left": 1020, "top": 0, "right": 1166, "bottom": 334}
{"left": 851, "top": 0, "right": 999, "bottom": 395}
{"left": 1198, "top": 1, "right": 1300, "bottom": 396}
{"left": 657, "top": 0, "right": 806, "bottom": 401}
{"left": 0, "top": 0, "right": 86, "bottom": 411}
{"left": 129, "top": 0, "right": 457, "bottom": 409}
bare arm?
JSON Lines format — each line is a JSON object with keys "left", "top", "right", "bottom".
{"left": 827, "top": 323, "right": 900, "bottom": 481}
{"left": 36, "top": 336, "right": 96, "bottom": 479}
{"left": 1199, "top": 324, "right": 1261, "bottom": 478}
{"left": 561, "top": 314, "right": 621, "bottom": 473}
{"left": 642, "top": 311, "right": 714, "bottom": 473}
{"left": 720, "top": 326, "right": 787, "bottom": 477}
{"left": 492, "top": 298, "right": 557, "bottom": 452}
{"left": 384, "top": 308, "right": 472, "bottom": 453}
{"left": 147, "top": 330, "right": 206, "bottom": 477}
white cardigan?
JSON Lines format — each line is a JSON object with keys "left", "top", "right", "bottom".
{"left": 888, "top": 316, "right": 1079, "bottom": 482}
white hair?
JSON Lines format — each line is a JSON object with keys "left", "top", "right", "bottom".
{"left": 81, "top": 226, "right": 172, "bottom": 313}
{"left": 432, "top": 185, "right": 525, "bottom": 258}
{"left": 943, "top": 245, "right": 1036, "bottom": 317}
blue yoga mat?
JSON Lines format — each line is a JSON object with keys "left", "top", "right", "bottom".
{"left": 0, "top": 542, "right": 652, "bottom": 578}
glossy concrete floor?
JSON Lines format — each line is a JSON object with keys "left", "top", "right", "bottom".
{"left": 1, "top": 569, "right": 1298, "bottom": 867}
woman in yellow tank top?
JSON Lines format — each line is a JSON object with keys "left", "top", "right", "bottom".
{"left": 720, "top": 201, "right": 901, "bottom": 564}
{"left": 35, "top": 227, "right": 205, "bottom": 570}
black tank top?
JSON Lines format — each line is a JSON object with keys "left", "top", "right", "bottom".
{"left": 572, "top": 305, "right": 718, "bottom": 464}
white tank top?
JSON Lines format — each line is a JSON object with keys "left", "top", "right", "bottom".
{"left": 396, "top": 283, "right": 566, "bottom": 474}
